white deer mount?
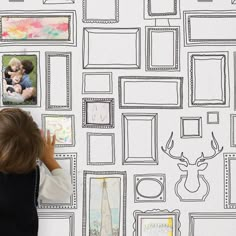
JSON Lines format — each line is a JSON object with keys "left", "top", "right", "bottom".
{"left": 162, "top": 132, "right": 223, "bottom": 202}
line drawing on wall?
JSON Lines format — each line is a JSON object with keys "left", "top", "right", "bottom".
{"left": 134, "top": 174, "right": 166, "bottom": 203}
{"left": 119, "top": 76, "right": 183, "bottom": 109}
{"left": 180, "top": 117, "right": 202, "bottom": 139}
{"left": 0, "top": 11, "right": 77, "bottom": 46}
{"left": 144, "top": 0, "right": 180, "bottom": 19}
{"left": 133, "top": 209, "right": 181, "bottom": 236}
{"left": 82, "top": 0, "right": 119, "bottom": 23}
{"left": 82, "top": 98, "right": 115, "bottom": 129}
{"left": 207, "top": 112, "right": 219, "bottom": 124}
{"left": 184, "top": 11, "right": 236, "bottom": 46}
{"left": 189, "top": 212, "right": 236, "bottom": 236}
{"left": 38, "top": 212, "right": 74, "bottom": 236}
{"left": 162, "top": 132, "right": 223, "bottom": 201}
{"left": 82, "top": 72, "right": 113, "bottom": 94}
{"left": 122, "top": 113, "right": 158, "bottom": 165}
{"left": 43, "top": 0, "right": 75, "bottom": 4}
{"left": 9, "top": 0, "right": 24, "bottom": 2}
{"left": 87, "top": 132, "right": 115, "bottom": 165}
{"left": 39, "top": 153, "right": 77, "bottom": 209}
{"left": 82, "top": 171, "right": 127, "bottom": 236}
{"left": 83, "top": 28, "right": 141, "bottom": 69}
{"left": 188, "top": 52, "right": 230, "bottom": 107}
{"left": 46, "top": 52, "right": 72, "bottom": 111}
{"left": 146, "top": 26, "right": 180, "bottom": 71}
{"left": 230, "top": 115, "right": 236, "bottom": 147}
{"left": 233, "top": 0, "right": 236, "bottom": 4}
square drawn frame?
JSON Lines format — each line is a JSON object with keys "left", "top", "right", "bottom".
{"left": 231, "top": 115, "right": 236, "bottom": 147}
{"left": 189, "top": 212, "right": 236, "bottom": 236}
{"left": 180, "top": 117, "right": 202, "bottom": 139}
{"left": 87, "top": 132, "right": 115, "bottom": 165}
{"left": 144, "top": 0, "right": 180, "bottom": 19}
{"left": 46, "top": 52, "right": 72, "bottom": 111}
{"left": 38, "top": 212, "right": 74, "bottom": 236}
{"left": 184, "top": 11, "right": 236, "bottom": 46}
{"left": 1, "top": 51, "right": 41, "bottom": 108}
{"left": 188, "top": 52, "right": 229, "bottom": 107}
{"left": 207, "top": 111, "right": 219, "bottom": 124}
{"left": 82, "top": 171, "right": 127, "bottom": 236}
{"left": 0, "top": 10, "right": 76, "bottom": 46}
{"left": 43, "top": 0, "right": 75, "bottom": 4}
{"left": 39, "top": 153, "right": 77, "bottom": 209}
{"left": 83, "top": 28, "right": 141, "bottom": 69}
{"left": 82, "top": 72, "right": 113, "bottom": 94}
{"left": 146, "top": 26, "right": 180, "bottom": 71}
{"left": 41, "top": 114, "right": 75, "bottom": 147}
{"left": 122, "top": 113, "right": 158, "bottom": 165}
{"left": 119, "top": 76, "right": 183, "bottom": 109}
{"left": 82, "top": 98, "right": 115, "bottom": 129}
{"left": 82, "top": 0, "right": 119, "bottom": 23}
{"left": 134, "top": 174, "right": 166, "bottom": 203}
{"left": 133, "top": 209, "right": 181, "bottom": 236}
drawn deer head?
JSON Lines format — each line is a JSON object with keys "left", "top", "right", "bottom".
{"left": 161, "top": 132, "right": 223, "bottom": 193}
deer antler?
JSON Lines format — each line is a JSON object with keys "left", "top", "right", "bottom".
{"left": 161, "top": 132, "right": 190, "bottom": 166}
{"left": 195, "top": 132, "right": 223, "bottom": 165}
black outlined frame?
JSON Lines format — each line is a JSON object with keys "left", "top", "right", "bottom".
{"left": 82, "top": 98, "right": 115, "bottom": 129}
{"left": 144, "top": 0, "right": 180, "bottom": 19}
{"left": 231, "top": 115, "right": 236, "bottom": 147}
{"left": 146, "top": 26, "right": 180, "bottom": 71}
{"left": 1, "top": 51, "right": 42, "bottom": 108}
{"left": 189, "top": 212, "right": 236, "bottom": 236}
{"left": 119, "top": 76, "right": 183, "bottom": 109}
{"left": 46, "top": 52, "right": 72, "bottom": 111}
{"left": 133, "top": 209, "right": 181, "bottom": 236}
{"left": 122, "top": 113, "right": 158, "bottom": 165}
{"left": 42, "top": 114, "right": 75, "bottom": 147}
{"left": 224, "top": 153, "right": 236, "bottom": 209}
{"left": 87, "top": 132, "right": 115, "bottom": 165}
{"left": 43, "top": 0, "right": 75, "bottom": 4}
{"left": 0, "top": 10, "right": 76, "bottom": 46}
{"left": 83, "top": 28, "right": 141, "bottom": 69}
{"left": 207, "top": 112, "right": 219, "bottom": 124}
{"left": 82, "top": 0, "right": 119, "bottom": 23}
{"left": 82, "top": 72, "right": 113, "bottom": 94}
{"left": 82, "top": 171, "right": 127, "bottom": 236}
{"left": 180, "top": 117, "right": 202, "bottom": 139}
{"left": 184, "top": 11, "right": 236, "bottom": 46}
{"left": 134, "top": 174, "right": 166, "bottom": 203}
{"left": 39, "top": 153, "right": 77, "bottom": 209}
{"left": 38, "top": 212, "right": 74, "bottom": 236}
{"left": 188, "top": 52, "right": 229, "bottom": 107}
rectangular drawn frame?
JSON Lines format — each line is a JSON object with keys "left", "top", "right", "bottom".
{"left": 82, "top": 171, "right": 127, "bottom": 236}
{"left": 43, "top": 0, "right": 75, "bottom": 4}
{"left": 180, "top": 117, "right": 202, "bottom": 139}
{"left": 0, "top": 10, "right": 76, "bottom": 46}
{"left": 39, "top": 153, "right": 77, "bottom": 209}
{"left": 46, "top": 52, "right": 72, "bottom": 111}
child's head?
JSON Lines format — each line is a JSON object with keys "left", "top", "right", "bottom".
{"left": 21, "top": 60, "right": 34, "bottom": 74}
{"left": 0, "top": 108, "right": 44, "bottom": 174}
{"left": 8, "top": 57, "right": 21, "bottom": 72}
{"left": 13, "top": 84, "right": 22, "bottom": 94}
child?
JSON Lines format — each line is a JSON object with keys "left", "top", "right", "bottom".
{"left": 20, "top": 60, "right": 34, "bottom": 89}
{"left": 4, "top": 57, "right": 22, "bottom": 80}
{"left": 0, "top": 108, "right": 72, "bottom": 236}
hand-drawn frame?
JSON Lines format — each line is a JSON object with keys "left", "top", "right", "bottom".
{"left": 133, "top": 209, "right": 181, "bottom": 236}
{"left": 231, "top": 115, "right": 236, "bottom": 147}
{"left": 119, "top": 76, "right": 183, "bottom": 109}
{"left": 180, "top": 117, "right": 202, "bottom": 139}
{"left": 39, "top": 153, "right": 77, "bottom": 209}
{"left": 122, "top": 113, "right": 158, "bottom": 165}
{"left": 46, "top": 52, "right": 72, "bottom": 111}
{"left": 207, "top": 112, "right": 219, "bottom": 124}
{"left": 146, "top": 26, "right": 180, "bottom": 71}
{"left": 43, "top": 0, "right": 75, "bottom": 4}
{"left": 82, "top": 171, "right": 127, "bottom": 236}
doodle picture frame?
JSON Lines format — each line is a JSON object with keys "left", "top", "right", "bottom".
{"left": 133, "top": 209, "right": 181, "bottom": 236}
{"left": 82, "top": 171, "right": 127, "bottom": 236}
{"left": 0, "top": 10, "right": 76, "bottom": 46}
{"left": 230, "top": 115, "right": 236, "bottom": 147}
{"left": 39, "top": 153, "right": 77, "bottom": 209}
{"left": 43, "top": 0, "right": 75, "bottom": 4}
{"left": 180, "top": 117, "right": 202, "bottom": 139}
{"left": 82, "top": 98, "right": 115, "bottom": 129}
{"left": 46, "top": 52, "right": 72, "bottom": 111}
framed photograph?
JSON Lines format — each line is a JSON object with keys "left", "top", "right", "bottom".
{"left": 0, "top": 11, "right": 76, "bottom": 46}
{"left": 83, "top": 171, "right": 127, "bottom": 236}
{"left": 82, "top": 98, "right": 115, "bottom": 129}
{"left": 122, "top": 113, "right": 158, "bottom": 165}
{"left": 42, "top": 115, "right": 75, "bottom": 147}
{"left": 1, "top": 52, "right": 41, "bottom": 107}
{"left": 180, "top": 117, "right": 202, "bottom": 138}
{"left": 133, "top": 209, "right": 181, "bottom": 236}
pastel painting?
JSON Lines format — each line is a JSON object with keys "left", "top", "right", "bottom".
{"left": 1, "top": 16, "right": 70, "bottom": 40}
{"left": 89, "top": 177, "right": 121, "bottom": 236}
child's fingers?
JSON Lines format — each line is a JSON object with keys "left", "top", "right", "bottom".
{"left": 40, "top": 129, "right": 46, "bottom": 142}
{"left": 47, "top": 130, "right": 51, "bottom": 144}
{"left": 52, "top": 135, "right": 56, "bottom": 146}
